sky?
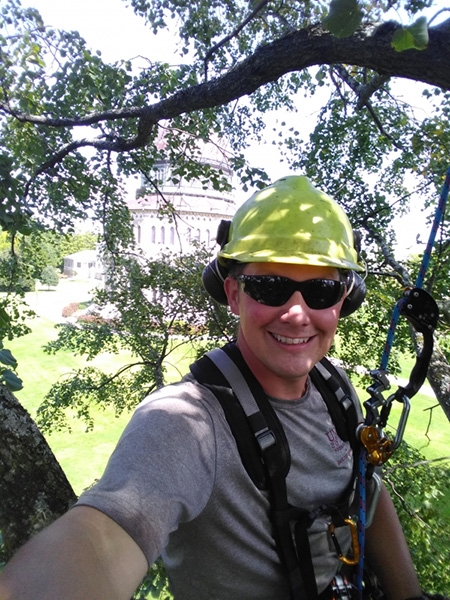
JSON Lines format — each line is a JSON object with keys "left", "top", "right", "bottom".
{"left": 25, "top": 0, "right": 172, "bottom": 63}
{"left": 16, "top": 0, "right": 447, "bottom": 256}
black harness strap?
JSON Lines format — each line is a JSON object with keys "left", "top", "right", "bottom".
{"left": 193, "top": 344, "right": 317, "bottom": 599}
{"left": 310, "top": 359, "right": 358, "bottom": 451}
{"left": 190, "top": 343, "right": 359, "bottom": 600}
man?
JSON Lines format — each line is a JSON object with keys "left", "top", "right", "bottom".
{"left": 0, "top": 176, "right": 422, "bottom": 600}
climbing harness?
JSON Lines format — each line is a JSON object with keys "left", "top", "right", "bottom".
{"left": 191, "top": 342, "right": 363, "bottom": 600}
{"left": 355, "top": 167, "right": 450, "bottom": 598}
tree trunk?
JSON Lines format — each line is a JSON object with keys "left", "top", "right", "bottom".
{"left": 0, "top": 384, "right": 77, "bottom": 561}
{"left": 426, "top": 341, "right": 450, "bottom": 422}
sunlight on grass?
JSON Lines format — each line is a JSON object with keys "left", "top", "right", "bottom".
{"left": 8, "top": 309, "right": 197, "bottom": 495}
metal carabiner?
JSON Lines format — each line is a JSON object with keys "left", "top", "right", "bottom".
{"left": 329, "top": 518, "right": 360, "bottom": 566}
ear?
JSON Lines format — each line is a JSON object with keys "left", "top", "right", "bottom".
{"left": 224, "top": 277, "right": 240, "bottom": 315}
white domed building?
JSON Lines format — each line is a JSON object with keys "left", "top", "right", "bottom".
{"left": 127, "top": 134, "right": 237, "bottom": 258}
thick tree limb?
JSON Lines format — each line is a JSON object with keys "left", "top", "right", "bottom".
{"left": 0, "top": 385, "right": 77, "bottom": 559}
{"left": 0, "top": 19, "right": 449, "bottom": 155}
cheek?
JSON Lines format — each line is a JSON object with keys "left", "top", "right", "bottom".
{"left": 317, "top": 307, "right": 340, "bottom": 333}
{"left": 240, "top": 300, "right": 278, "bottom": 329}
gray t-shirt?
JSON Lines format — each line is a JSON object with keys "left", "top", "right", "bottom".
{"left": 77, "top": 369, "right": 361, "bottom": 599}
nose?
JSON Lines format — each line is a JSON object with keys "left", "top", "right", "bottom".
{"left": 279, "top": 291, "right": 311, "bottom": 321}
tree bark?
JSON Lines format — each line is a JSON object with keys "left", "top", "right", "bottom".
{"left": 135, "top": 18, "right": 450, "bottom": 129}
{"left": 0, "top": 384, "right": 77, "bottom": 561}
{"left": 426, "top": 340, "right": 450, "bottom": 422}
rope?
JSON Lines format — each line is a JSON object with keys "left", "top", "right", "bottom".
{"left": 379, "top": 166, "right": 450, "bottom": 371}
{"left": 356, "top": 449, "right": 367, "bottom": 597}
{"left": 356, "top": 166, "right": 450, "bottom": 599}
{"left": 415, "top": 168, "right": 450, "bottom": 289}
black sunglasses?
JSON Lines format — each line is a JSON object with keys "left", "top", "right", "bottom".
{"left": 237, "top": 275, "right": 346, "bottom": 309}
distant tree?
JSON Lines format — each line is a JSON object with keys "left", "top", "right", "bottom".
{"left": 59, "top": 231, "right": 98, "bottom": 256}
{"left": 40, "top": 265, "right": 59, "bottom": 290}
{"left": 19, "top": 231, "right": 61, "bottom": 280}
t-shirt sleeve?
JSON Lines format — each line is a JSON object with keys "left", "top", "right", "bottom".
{"left": 75, "top": 381, "right": 217, "bottom": 565}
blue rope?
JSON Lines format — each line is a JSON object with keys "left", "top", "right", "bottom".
{"left": 379, "top": 303, "right": 403, "bottom": 372}
{"left": 415, "top": 167, "right": 450, "bottom": 289}
{"left": 379, "top": 167, "right": 450, "bottom": 371}
{"left": 356, "top": 449, "right": 367, "bottom": 597}
{"left": 356, "top": 166, "right": 450, "bottom": 599}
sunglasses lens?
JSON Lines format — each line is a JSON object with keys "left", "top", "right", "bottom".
{"left": 301, "top": 279, "right": 344, "bottom": 309}
{"left": 238, "top": 276, "right": 344, "bottom": 309}
{"left": 239, "top": 276, "right": 286, "bottom": 305}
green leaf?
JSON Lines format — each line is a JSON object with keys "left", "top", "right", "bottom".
{"left": 391, "top": 29, "right": 415, "bottom": 52}
{"left": 408, "top": 16, "right": 429, "bottom": 49}
{"left": 1, "top": 369, "right": 23, "bottom": 392}
{"left": 0, "top": 348, "right": 18, "bottom": 367}
{"left": 0, "top": 307, "right": 10, "bottom": 329}
{"left": 323, "top": 0, "right": 363, "bottom": 38}
{"left": 391, "top": 17, "right": 429, "bottom": 52}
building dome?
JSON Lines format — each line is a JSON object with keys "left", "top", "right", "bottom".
{"left": 127, "top": 132, "right": 236, "bottom": 256}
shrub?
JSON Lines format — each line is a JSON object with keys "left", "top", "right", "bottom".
{"left": 61, "top": 302, "right": 80, "bottom": 318}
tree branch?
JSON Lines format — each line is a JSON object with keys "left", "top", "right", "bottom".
{"left": 332, "top": 65, "right": 402, "bottom": 148}
{"left": 2, "top": 19, "right": 449, "bottom": 158}
{"left": 365, "top": 225, "right": 414, "bottom": 287}
{"left": 202, "top": 0, "right": 272, "bottom": 80}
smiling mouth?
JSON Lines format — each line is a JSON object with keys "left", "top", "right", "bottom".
{"left": 272, "top": 333, "right": 310, "bottom": 345}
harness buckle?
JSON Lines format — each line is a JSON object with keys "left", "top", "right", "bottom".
{"left": 329, "top": 518, "right": 360, "bottom": 566}
{"left": 255, "top": 427, "right": 276, "bottom": 451}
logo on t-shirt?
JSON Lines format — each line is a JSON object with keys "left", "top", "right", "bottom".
{"left": 326, "top": 428, "right": 353, "bottom": 466}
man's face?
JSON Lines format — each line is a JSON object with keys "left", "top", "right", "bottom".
{"left": 224, "top": 262, "right": 345, "bottom": 400}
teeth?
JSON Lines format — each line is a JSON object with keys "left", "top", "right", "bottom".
{"left": 273, "top": 333, "right": 309, "bottom": 345}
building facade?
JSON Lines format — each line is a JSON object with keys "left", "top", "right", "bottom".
{"left": 63, "top": 249, "right": 102, "bottom": 280}
{"left": 127, "top": 137, "right": 237, "bottom": 258}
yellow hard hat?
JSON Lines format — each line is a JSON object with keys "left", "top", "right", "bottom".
{"left": 218, "top": 175, "right": 363, "bottom": 272}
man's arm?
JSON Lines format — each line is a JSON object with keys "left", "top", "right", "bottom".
{"left": 0, "top": 505, "right": 148, "bottom": 600}
{"left": 365, "top": 482, "right": 422, "bottom": 600}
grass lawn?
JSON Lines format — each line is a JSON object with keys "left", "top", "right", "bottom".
{"left": 8, "top": 315, "right": 134, "bottom": 495}
{"left": 8, "top": 312, "right": 199, "bottom": 496}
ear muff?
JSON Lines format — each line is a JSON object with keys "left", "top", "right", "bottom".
{"left": 202, "top": 258, "right": 230, "bottom": 305}
{"left": 340, "top": 270, "right": 366, "bottom": 318}
{"left": 202, "top": 220, "right": 232, "bottom": 304}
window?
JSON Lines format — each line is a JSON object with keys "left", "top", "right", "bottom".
{"left": 154, "top": 165, "right": 167, "bottom": 184}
